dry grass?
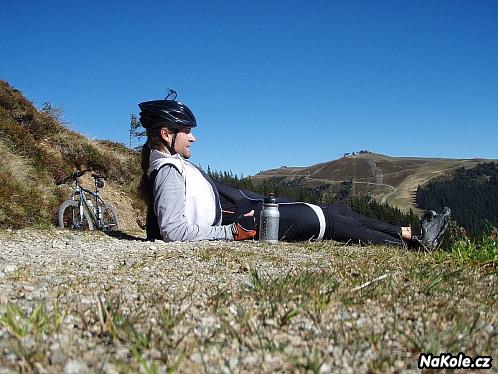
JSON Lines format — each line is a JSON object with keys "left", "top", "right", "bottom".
{"left": 0, "top": 140, "right": 36, "bottom": 182}
{"left": 0, "top": 233, "right": 496, "bottom": 373}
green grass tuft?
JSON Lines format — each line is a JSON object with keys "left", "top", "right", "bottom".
{"left": 436, "top": 228, "right": 498, "bottom": 268}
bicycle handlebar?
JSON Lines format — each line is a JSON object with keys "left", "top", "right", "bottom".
{"left": 55, "top": 169, "right": 93, "bottom": 185}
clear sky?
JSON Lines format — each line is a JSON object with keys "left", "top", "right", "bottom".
{"left": 1, "top": 1, "right": 497, "bottom": 176}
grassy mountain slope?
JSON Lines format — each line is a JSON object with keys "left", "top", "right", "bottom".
{"left": 0, "top": 80, "right": 145, "bottom": 231}
{"left": 251, "top": 152, "right": 497, "bottom": 212}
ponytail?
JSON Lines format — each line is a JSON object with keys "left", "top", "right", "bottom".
{"left": 138, "top": 141, "right": 152, "bottom": 205}
{"left": 137, "top": 127, "right": 168, "bottom": 205}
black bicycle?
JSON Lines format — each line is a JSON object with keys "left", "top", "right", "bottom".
{"left": 57, "top": 169, "right": 120, "bottom": 231}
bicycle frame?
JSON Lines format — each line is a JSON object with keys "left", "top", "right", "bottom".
{"left": 72, "top": 176, "right": 104, "bottom": 229}
{"left": 58, "top": 169, "right": 120, "bottom": 232}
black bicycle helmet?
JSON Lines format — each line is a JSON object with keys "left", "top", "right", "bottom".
{"left": 138, "top": 90, "right": 197, "bottom": 130}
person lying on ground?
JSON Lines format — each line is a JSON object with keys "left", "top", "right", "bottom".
{"left": 137, "top": 92, "right": 450, "bottom": 250}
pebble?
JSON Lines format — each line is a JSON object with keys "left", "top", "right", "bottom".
{"left": 228, "top": 356, "right": 238, "bottom": 369}
{"left": 50, "top": 349, "right": 66, "bottom": 365}
{"left": 0, "top": 368, "right": 17, "bottom": 374}
{"left": 242, "top": 355, "right": 258, "bottom": 365}
{"left": 115, "top": 347, "right": 129, "bottom": 360}
{"left": 3, "top": 265, "right": 16, "bottom": 273}
{"left": 102, "top": 363, "right": 119, "bottom": 374}
{"left": 63, "top": 359, "right": 89, "bottom": 374}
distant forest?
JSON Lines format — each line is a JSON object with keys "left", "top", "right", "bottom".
{"left": 416, "top": 162, "right": 498, "bottom": 236}
{"left": 207, "top": 168, "right": 419, "bottom": 228}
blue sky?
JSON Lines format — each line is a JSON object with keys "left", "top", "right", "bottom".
{"left": 1, "top": 1, "right": 497, "bottom": 176}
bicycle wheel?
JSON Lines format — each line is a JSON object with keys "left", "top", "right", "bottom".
{"left": 101, "top": 203, "right": 120, "bottom": 231}
{"left": 58, "top": 200, "right": 95, "bottom": 230}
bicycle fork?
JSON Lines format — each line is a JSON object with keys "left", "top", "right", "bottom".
{"left": 76, "top": 186, "right": 87, "bottom": 229}
{"left": 79, "top": 201, "right": 85, "bottom": 228}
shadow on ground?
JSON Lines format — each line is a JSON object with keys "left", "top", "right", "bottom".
{"left": 103, "top": 230, "right": 148, "bottom": 242}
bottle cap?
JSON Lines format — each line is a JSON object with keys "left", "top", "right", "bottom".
{"left": 264, "top": 193, "right": 277, "bottom": 204}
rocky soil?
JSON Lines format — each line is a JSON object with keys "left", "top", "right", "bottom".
{"left": 0, "top": 229, "right": 496, "bottom": 373}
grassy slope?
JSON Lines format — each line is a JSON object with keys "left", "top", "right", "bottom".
{"left": 0, "top": 80, "right": 145, "bottom": 230}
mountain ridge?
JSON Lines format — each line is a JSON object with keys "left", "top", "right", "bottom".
{"left": 251, "top": 152, "right": 498, "bottom": 212}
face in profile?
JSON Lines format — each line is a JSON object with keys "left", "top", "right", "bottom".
{"left": 169, "top": 127, "right": 196, "bottom": 159}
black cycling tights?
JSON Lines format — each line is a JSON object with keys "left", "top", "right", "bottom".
{"left": 214, "top": 181, "right": 404, "bottom": 246}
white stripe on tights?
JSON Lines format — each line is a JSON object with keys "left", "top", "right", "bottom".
{"left": 303, "top": 203, "right": 325, "bottom": 241}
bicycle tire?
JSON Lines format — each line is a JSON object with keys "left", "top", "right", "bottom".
{"left": 58, "top": 200, "right": 95, "bottom": 230}
{"left": 101, "top": 202, "right": 121, "bottom": 231}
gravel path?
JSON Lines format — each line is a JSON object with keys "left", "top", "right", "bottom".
{"left": 0, "top": 229, "right": 496, "bottom": 373}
